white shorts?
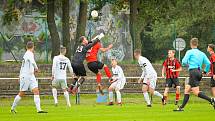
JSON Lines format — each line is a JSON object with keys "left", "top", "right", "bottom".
{"left": 19, "top": 75, "right": 38, "bottom": 91}
{"left": 52, "top": 79, "right": 68, "bottom": 89}
{"left": 109, "top": 80, "right": 126, "bottom": 90}
{"left": 143, "top": 75, "right": 157, "bottom": 89}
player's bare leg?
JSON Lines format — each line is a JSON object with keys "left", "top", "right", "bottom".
{"left": 175, "top": 86, "right": 180, "bottom": 105}
{"left": 108, "top": 86, "right": 114, "bottom": 105}
{"left": 69, "top": 76, "right": 78, "bottom": 94}
{"left": 96, "top": 72, "right": 104, "bottom": 95}
{"left": 32, "top": 88, "right": 47, "bottom": 113}
{"left": 63, "top": 89, "right": 71, "bottom": 107}
{"left": 163, "top": 87, "right": 169, "bottom": 105}
{"left": 142, "top": 84, "right": 151, "bottom": 107}
{"left": 212, "top": 87, "right": 215, "bottom": 97}
{"left": 174, "top": 85, "right": 191, "bottom": 111}
{"left": 11, "top": 91, "right": 25, "bottom": 113}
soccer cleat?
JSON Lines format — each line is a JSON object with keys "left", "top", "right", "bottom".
{"left": 147, "top": 104, "right": 152, "bottom": 107}
{"left": 210, "top": 98, "right": 215, "bottom": 109}
{"left": 11, "top": 109, "right": 17, "bottom": 114}
{"left": 107, "top": 102, "right": 114, "bottom": 106}
{"left": 162, "top": 97, "right": 166, "bottom": 105}
{"left": 175, "top": 100, "right": 179, "bottom": 105}
{"left": 37, "top": 110, "right": 48, "bottom": 113}
{"left": 173, "top": 106, "right": 184, "bottom": 112}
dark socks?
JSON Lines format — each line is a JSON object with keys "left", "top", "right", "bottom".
{"left": 198, "top": 92, "right": 211, "bottom": 102}
{"left": 180, "top": 94, "right": 190, "bottom": 108}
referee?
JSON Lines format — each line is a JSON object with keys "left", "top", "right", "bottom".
{"left": 174, "top": 38, "right": 215, "bottom": 111}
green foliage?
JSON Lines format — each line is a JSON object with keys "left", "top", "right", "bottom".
{"left": 0, "top": 47, "right": 3, "bottom": 61}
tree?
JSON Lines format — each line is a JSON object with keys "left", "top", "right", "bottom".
{"left": 62, "top": 0, "right": 71, "bottom": 60}
{"left": 47, "top": 0, "right": 61, "bottom": 59}
{"left": 73, "top": 0, "right": 88, "bottom": 54}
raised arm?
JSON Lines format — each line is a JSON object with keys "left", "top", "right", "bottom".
{"left": 85, "top": 39, "right": 100, "bottom": 50}
{"left": 100, "top": 44, "right": 113, "bottom": 52}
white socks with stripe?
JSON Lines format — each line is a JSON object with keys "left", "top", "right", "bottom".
{"left": 154, "top": 91, "right": 163, "bottom": 99}
{"left": 143, "top": 92, "right": 151, "bottom": 105}
{"left": 11, "top": 95, "right": 21, "bottom": 110}
{"left": 64, "top": 91, "right": 71, "bottom": 107}
{"left": 109, "top": 91, "right": 113, "bottom": 102}
{"left": 52, "top": 88, "right": 58, "bottom": 104}
{"left": 116, "top": 91, "right": 122, "bottom": 103}
{"left": 34, "top": 95, "right": 42, "bottom": 112}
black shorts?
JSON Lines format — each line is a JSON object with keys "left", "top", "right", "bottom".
{"left": 188, "top": 69, "right": 202, "bottom": 87}
{"left": 165, "top": 78, "right": 180, "bottom": 88}
{"left": 211, "top": 77, "right": 215, "bottom": 87}
{"left": 71, "top": 63, "right": 86, "bottom": 76}
{"left": 87, "top": 61, "right": 104, "bottom": 74}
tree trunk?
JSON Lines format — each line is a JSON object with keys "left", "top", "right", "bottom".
{"left": 62, "top": 0, "right": 71, "bottom": 60}
{"left": 47, "top": 0, "right": 61, "bottom": 59}
{"left": 73, "top": 0, "right": 88, "bottom": 54}
{"left": 129, "top": 0, "right": 142, "bottom": 52}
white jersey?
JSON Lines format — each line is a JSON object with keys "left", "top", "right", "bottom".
{"left": 138, "top": 56, "right": 157, "bottom": 79}
{"left": 52, "top": 55, "right": 73, "bottom": 80}
{"left": 19, "top": 50, "right": 38, "bottom": 77}
{"left": 112, "top": 65, "right": 126, "bottom": 83}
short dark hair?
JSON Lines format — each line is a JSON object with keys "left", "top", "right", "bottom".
{"left": 26, "top": 41, "right": 34, "bottom": 49}
{"left": 60, "top": 45, "right": 66, "bottom": 54}
{"left": 190, "top": 38, "right": 198, "bottom": 46}
{"left": 79, "top": 36, "right": 86, "bottom": 43}
{"left": 208, "top": 44, "right": 215, "bottom": 51}
{"left": 134, "top": 49, "right": 141, "bottom": 55}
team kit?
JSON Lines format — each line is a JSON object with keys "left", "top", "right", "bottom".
{"left": 10, "top": 33, "right": 215, "bottom": 113}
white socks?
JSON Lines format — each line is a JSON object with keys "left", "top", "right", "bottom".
{"left": 143, "top": 92, "right": 151, "bottom": 105}
{"left": 11, "top": 95, "right": 21, "bottom": 110}
{"left": 109, "top": 91, "right": 113, "bottom": 102}
{"left": 116, "top": 91, "right": 122, "bottom": 103}
{"left": 52, "top": 88, "right": 58, "bottom": 104}
{"left": 34, "top": 95, "right": 42, "bottom": 112}
{"left": 64, "top": 91, "right": 71, "bottom": 107}
{"left": 154, "top": 91, "right": 163, "bottom": 99}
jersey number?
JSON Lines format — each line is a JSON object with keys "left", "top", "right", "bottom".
{"left": 76, "top": 46, "right": 83, "bottom": 53}
{"left": 142, "top": 63, "right": 147, "bottom": 67}
{"left": 60, "top": 62, "right": 67, "bottom": 70}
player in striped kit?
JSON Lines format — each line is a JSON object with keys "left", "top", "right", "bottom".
{"left": 207, "top": 44, "right": 215, "bottom": 97}
{"left": 11, "top": 41, "right": 47, "bottom": 113}
{"left": 108, "top": 58, "right": 126, "bottom": 105}
{"left": 51, "top": 46, "right": 74, "bottom": 107}
{"left": 134, "top": 49, "right": 164, "bottom": 107}
{"left": 162, "top": 50, "right": 182, "bottom": 105}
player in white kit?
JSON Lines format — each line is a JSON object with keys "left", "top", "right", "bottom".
{"left": 134, "top": 49, "right": 164, "bottom": 107}
{"left": 11, "top": 41, "right": 47, "bottom": 113}
{"left": 108, "top": 58, "right": 126, "bottom": 106}
{"left": 51, "top": 46, "right": 74, "bottom": 107}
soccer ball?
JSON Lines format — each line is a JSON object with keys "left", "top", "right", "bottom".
{"left": 91, "top": 10, "right": 98, "bottom": 18}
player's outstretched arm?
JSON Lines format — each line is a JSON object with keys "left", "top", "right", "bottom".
{"left": 100, "top": 44, "right": 113, "bottom": 52}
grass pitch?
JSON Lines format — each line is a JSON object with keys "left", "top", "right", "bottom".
{"left": 0, "top": 94, "right": 215, "bottom": 121}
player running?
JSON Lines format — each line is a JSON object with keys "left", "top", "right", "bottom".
{"left": 162, "top": 50, "right": 182, "bottom": 105}
{"left": 108, "top": 58, "right": 126, "bottom": 106}
{"left": 11, "top": 41, "right": 47, "bottom": 113}
{"left": 69, "top": 34, "right": 103, "bottom": 94}
{"left": 207, "top": 44, "right": 215, "bottom": 97}
{"left": 134, "top": 49, "right": 164, "bottom": 107}
{"left": 174, "top": 38, "right": 215, "bottom": 111}
{"left": 86, "top": 39, "right": 113, "bottom": 93}
{"left": 51, "top": 46, "right": 73, "bottom": 107}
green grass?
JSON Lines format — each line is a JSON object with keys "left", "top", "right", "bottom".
{"left": 0, "top": 94, "right": 215, "bottom": 121}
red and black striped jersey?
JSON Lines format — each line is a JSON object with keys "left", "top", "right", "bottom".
{"left": 163, "top": 58, "right": 181, "bottom": 79}
{"left": 210, "top": 53, "right": 215, "bottom": 75}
